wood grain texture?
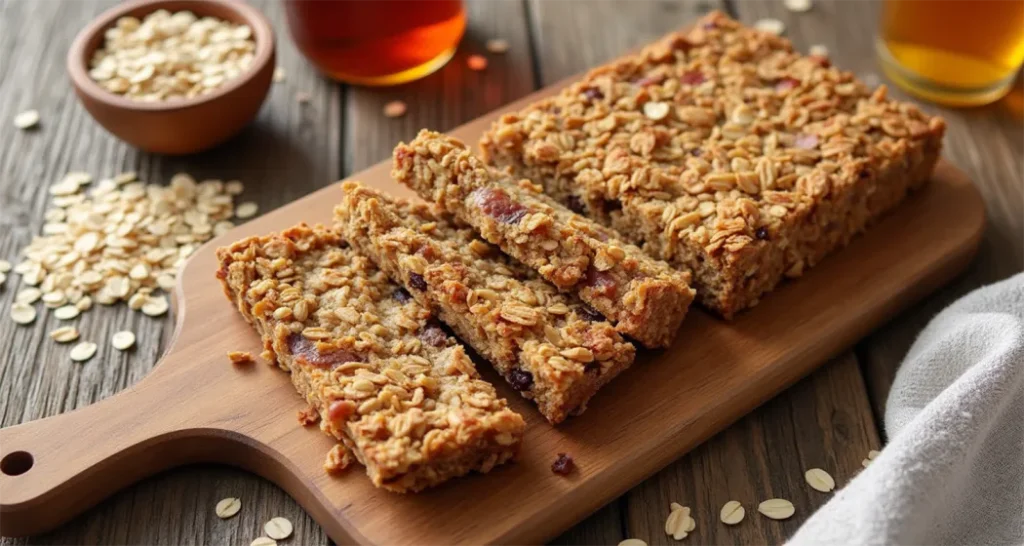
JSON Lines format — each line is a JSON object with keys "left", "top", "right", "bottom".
{"left": 0, "top": 1, "right": 338, "bottom": 545}
{"left": 0, "top": 82, "right": 984, "bottom": 543}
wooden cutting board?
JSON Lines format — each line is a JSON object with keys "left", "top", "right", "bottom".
{"left": 0, "top": 81, "right": 984, "bottom": 544}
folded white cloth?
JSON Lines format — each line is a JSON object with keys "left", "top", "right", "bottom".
{"left": 789, "top": 273, "right": 1024, "bottom": 545}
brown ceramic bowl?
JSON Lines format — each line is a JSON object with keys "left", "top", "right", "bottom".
{"left": 67, "top": 0, "right": 275, "bottom": 155}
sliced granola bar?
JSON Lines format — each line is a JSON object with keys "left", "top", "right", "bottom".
{"left": 335, "top": 182, "right": 636, "bottom": 424}
{"left": 216, "top": 224, "right": 525, "bottom": 492}
{"left": 480, "top": 11, "right": 945, "bottom": 318}
{"left": 392, "top": 131, "right": 694, "bottom": 348}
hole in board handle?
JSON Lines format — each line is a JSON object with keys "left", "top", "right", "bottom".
{"left": 1, "top": 451, "right": 34, "bottom": 476}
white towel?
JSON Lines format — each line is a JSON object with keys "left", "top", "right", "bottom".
{"left": 789, "top": 273, "right": 1024, "bottom": 545}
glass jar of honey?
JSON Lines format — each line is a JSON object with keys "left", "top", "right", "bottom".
{"left": 877, "top": 0, "right": 1024, "bottom": 107}
{"left": 284, "top": 0, "right": 466, "bottom": 86}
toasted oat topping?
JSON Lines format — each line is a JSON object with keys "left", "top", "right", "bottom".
{"left": 227, "top": 350, "right": 254, "bottom": 364}
{"left": 216, "top": 224, "right": 524, "bottom": 492}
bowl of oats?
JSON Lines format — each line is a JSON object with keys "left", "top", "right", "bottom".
{"left": 67, "top": 0, "right": 275, "bottom": 155}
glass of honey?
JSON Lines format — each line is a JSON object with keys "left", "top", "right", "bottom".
{"left": 284, "top": 0, "right": 466, "bottom": 86}
{"left": 877, "top": 0, "right": 1024, "bottom": 107}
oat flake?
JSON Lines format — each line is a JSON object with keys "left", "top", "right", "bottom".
{"left": 383, "top": 100, "right": 407, "bottom": 118}
{"left": 54, "top": 305, "right": 81, "bottom": 320}
{"left": 754, "top": 18, "right": 785, "bottom": 36}
{"left": 720, "top": 500, "right": 745, "bottom": 525}
{"left": 264, "top": 517, "right": 293, "bottom": 540}
{"left": 50, "top": 326, "right": 80, "bottom": 343}
{"left": 784, "top": 0, "right": 813, "bottom": 12}
{"left": 250, "top": 538, "right": 276, "bottom": 546}
{"left": 804, "top": 467, "right": 836, "bottom": 492}
{"left": 618, "top": 540, "right": 647, "bottom": 546}
{"left": 214, "top": 497, "right": 241, "bottom": 519}
{"left": 14, "top": 109, "right": 40, "bottom": 130}
{"left": 236, "top": 202, "right": 259, "bottom": 219}
{"left": 70, "top": 341, "right": 98, "bottom": 362}
{"left": 757, "top": 498, "right": 795, "bottom": 520}
{"left": 10, "top": 303, "right": 36, "bottom": 325}
{"left": 16, "top": 288, "right": 42, "bottom": 305}
{"left": 112, "top": 330, "right": 136, "bottom": 351}
{"left": 486, "top": 38, "right": 509, "bottom": 54}
{"left": 0, "top": 259, "right": 11, "bottom": 273}
{"left": 141, "top": 295, "right": 169, "bottom": 316}
{"left": 643, "top": 101, "right": 670, "bottom": 121}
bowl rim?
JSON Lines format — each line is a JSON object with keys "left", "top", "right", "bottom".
{"left": 67, "top": 0, "right": 276, "bottom": 113}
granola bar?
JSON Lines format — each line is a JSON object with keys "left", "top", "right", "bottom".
{"left": 392, "top": 131, "right": 695, "bottom": 348}
{"left": 480, "top": 11, "right": 946, "bottom": 318}
{"left": 215, "top": 224, "right": 525, "bottom": 492}
{"left": 334, "top": 182, "right": 636, "bottom": 424}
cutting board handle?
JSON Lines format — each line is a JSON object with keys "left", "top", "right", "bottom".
{"left": 0, "top": 360, "right": 255, "bottom": 537}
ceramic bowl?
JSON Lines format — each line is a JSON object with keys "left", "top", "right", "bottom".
{"left": 67, "top": 0, "right": 276, "bottom": 155}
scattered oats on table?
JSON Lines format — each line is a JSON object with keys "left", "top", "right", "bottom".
{"left": 11, "top": 171, "right": 243, "bottom": 325}
{"left": 784, "top": 0, "right": 813, "bottom": 12}
{"left": 235, "top": 201, "right": 259, "bottom": 219}
{"left": 250, "top": 538, "right": 276, "bottom": 546}
{"left": 214, "top": 497, "right": 241, "bottom": 519}
{"left": 809, "top": 44, "right": 829, "bottom": 58}
{"left": 619, "top": 540, "right": 648, "bottom": 546}
{"left": 50, "top": 327, "right": 80, "bottom": 343}
{"left": 804, "top": 467, "right": 836, "bottom": 492}
{"left": 719, "top": 500, "right": 745, "bottom": 525}
{"left": 112, "top": 331, "right": 136, "bottom": 351}
{"left": 485, "top": 38, "right": 509, "bottom": 54}
{"left": 754, "top": 17, "right": 786, "bottom": 35}
{"left": 263, "top": 517, "right": 293, "bottom": 540}
{"left": 88, "top": 10, "right": 257, "bottom": 101}
{"left": 757, "top": 498, "right": 795, "bottom": 520}
{"left": 69, "top": 341, "right": 98, "bottom": 362}
{"left": 10, "top": 303, "right": 36, "bottom": 325}
{"left": 273, "top": 67, "right": 286, "bottom": 83}
{"left": 13, "top": 109, "right": 39, "bottom": 130}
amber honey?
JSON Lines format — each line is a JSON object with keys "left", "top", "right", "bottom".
{"left": 877, "top": 0, "right": 1024, "bottom": 106}
{"left": 284, "top": 0, "right": 466, "bottom": 86}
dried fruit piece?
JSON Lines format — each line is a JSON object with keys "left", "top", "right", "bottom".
{"left": 70, "top": 341, "right": 98, "bottom": 362}
{"left": 467, "top": 54, "right": 488, "bottom": 71}
{"left": 754, "top": 18, "right": 785, "bottom": 35}
{"left": 383, "top": 100, "right": 407, "bottom": 118}
{"left": 50, "top": 327, "right": 80, "bottom": 343}
{"left": 720, "top": 500, "right": 745, "bottom": 525}
{"left": 10, "top": 303, "right": 36, "bottom": 325}
{"left": 13, "top": 109, "right": 40, "bottom": 130}
{"left": 757, "top": 498, "right": 795, "bottom": 520}
{"left": 804, "top": 467, "right": 836, "bottom": 492}
{"left": 551, "top": 453, "right": 575, "bottom": 475}
{"left": 112, "top": 331, "right": 136, "bottom": 351}
{"left": 215, "top": 497, "right": 241, "bottom": 519}
{"left": 485, "top": 38, "right": 509, "bottom": 54}
{"left": 264, "top": 517, "right": 293, "bottom": 540}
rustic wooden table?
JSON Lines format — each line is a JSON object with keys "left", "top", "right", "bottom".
{"left": 1, "top": 0, "right": 1020, "bottom": 544}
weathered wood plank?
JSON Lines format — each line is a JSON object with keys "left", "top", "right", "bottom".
{"left": 0, "top": 0, "right": 339, "bottom": 544}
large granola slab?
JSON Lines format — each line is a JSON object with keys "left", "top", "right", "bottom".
{"left": 392, "top": 130, "right": 694, "bottom": 348}
{"left": 480, "top": 11, "right": 945, "bottom": 318}
{"left": 335, "top": 182, "right": 636, "bottom": 424}
{"left": 216, "top": 224, "right": 525, "bottom": 492}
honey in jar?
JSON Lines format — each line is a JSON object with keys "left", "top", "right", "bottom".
{"left": 877, "top": 0, "right": 1024, "bottom": 106}
{"left": 284, "top": 0, "right": 466, "bottom": 86}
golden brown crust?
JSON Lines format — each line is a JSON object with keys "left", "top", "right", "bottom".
{"left": 479, "top": 11, "right": 945, "bottom": 318}
{"left": 392, "top": 130, "right": 694, "bottom": 348}
{"left": 334, "top": 183, "right": 636, "bottom": 424}
{"left": 215, "top": 224, "right": 525, "bottom": 492}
